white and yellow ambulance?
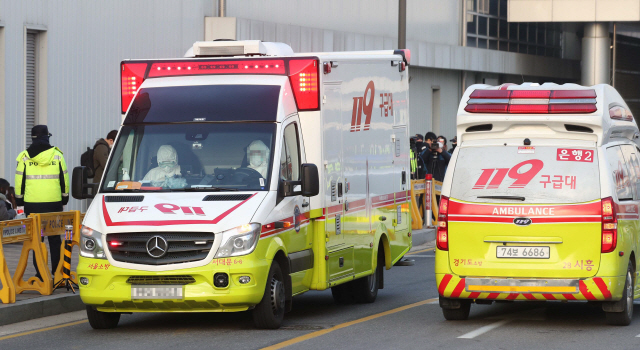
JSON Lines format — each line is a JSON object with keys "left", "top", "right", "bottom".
{"left": 73, "top": 40, "right": 412, "bottom": 329}
{"left": 436, "top": 83, "right": 639, "bottom": 325}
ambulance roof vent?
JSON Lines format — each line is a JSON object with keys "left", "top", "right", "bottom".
{"left": 185, "top": 40, "right": 294, "bottom": 58}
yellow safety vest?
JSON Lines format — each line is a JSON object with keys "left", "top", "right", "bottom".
{"left": 15, "top": 147, "right": 69, "bottom": 203}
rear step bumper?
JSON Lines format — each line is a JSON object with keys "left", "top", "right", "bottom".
{"left": 436, "top": 273, "right": 626, "bottom": 301}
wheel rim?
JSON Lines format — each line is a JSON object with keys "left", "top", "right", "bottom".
{"left": 626, "top": 271, "right": 633, "bottom": 318}
{"left": 270, "top": 277, "right": 285, "bottom": 315}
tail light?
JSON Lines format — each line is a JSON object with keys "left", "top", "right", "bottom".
{"left": 465, "top": 89, "right": 597, "bottom": 114}
{"left": 601, "top": 197, "right": 618, "bottom": 253}
{"left": 436, "top": 196, "right": 449, "bottom": 250}
{"left": 288, "top": 59, "right": 319, "bottom": 110}
{"left": 121, "top": 63, "right": 147, "bottom": 114}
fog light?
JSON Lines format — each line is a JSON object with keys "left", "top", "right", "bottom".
{"left": 84, "top": 238, "right": 95, "bottom": 251}
{"left": 239, "top": 276, "right": 251, "bottom": 284}
{"left": 214, "top": 273, "right": 229, "bottom": 288}
{"left": 80, "top": 277, "right": 89, "bottom": 285}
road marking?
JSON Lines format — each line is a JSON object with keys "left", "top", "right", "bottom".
{"left": 0, "top": 320, "right": 87, "bottom": 341}
{"left": 261, "top": 298, "right": 438, "bottom": 350}
{"left": 406, "top": 247, "right": 435, "bottom": 256}
{"left": 409, "top": 254, "right": 435, "bottom": 258}
{"left": 0, "top": 310, "right": 86, "bottom": 337}
{"left": 457, "top": 319, "right": 511, "bottom": 339}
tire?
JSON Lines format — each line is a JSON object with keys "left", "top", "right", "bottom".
{"left": 353, "top": 250, "right": 382, "bottom": 303}
{"left": 605, "top": 262, "right": 634, "bottom": 326}
{"left": 86, "top": 306, "right": 121, "bottom": 329}
{"left": 252, "top": 261, "right": 286, "bottom": 329}
{"left": 441, "top": 300, "right": 471, "bottom": 321}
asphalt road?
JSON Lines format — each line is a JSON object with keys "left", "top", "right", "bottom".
{"left": 1, "top": 244, "right": 639, "bottom": 350}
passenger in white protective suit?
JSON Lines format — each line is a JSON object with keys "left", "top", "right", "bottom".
{"left": 143, "top": 145, "right": 182, "bottom": 186}
{"left": 246, "top": 140, "right": 270, "bottom": 178}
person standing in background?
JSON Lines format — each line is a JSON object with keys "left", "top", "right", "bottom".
{"left": 92, "top": 130, "right": 118, "bottom": 184}
{"left": 15, "top": 125, "right": 69, "bottom": 281}
{"left": 0, "top": 178, "right": 16, "bottom": 221}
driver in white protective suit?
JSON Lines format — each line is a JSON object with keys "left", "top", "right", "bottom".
{"left": 246, "top": 140, "right": 270, "bottom": 178}
{"left": 143, "top": 145, "right": 185, "bottom": 187}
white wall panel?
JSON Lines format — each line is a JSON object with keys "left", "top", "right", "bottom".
{"left": 0, "top": 0, "right": 214, "bottom": 210}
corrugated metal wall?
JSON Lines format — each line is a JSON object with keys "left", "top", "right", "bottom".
{"left": 0, "top": 0, "right": 214, "bottom": 210}
{"left": 407, "top": 67, "right": 461, "bottom": 140}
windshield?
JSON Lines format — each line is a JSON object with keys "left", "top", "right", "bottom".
{"left": 101, "top": 123, "right": 276, "bottom": 192}
{"left": 450, "top": 146, "right": 600, "bottom": 204}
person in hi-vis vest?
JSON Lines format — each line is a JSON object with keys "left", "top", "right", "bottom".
{"left": 15, "top": 125, "right": 69, "bottom": 281}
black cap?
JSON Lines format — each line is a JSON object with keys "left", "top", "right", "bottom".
{"left": 415, "top": 134, "right": 424, "bottom": 140}
{"left": 31, "top": 125, "right": 52, "bottom": 139}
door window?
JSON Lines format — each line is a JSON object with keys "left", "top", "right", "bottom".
{"left": 280, "top": 123, "right": 300, "bottom": 181}
{"left": 605, "top": 146, "right": 633, "bottom": 201}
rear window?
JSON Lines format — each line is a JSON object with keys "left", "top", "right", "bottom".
{"left": 450, "top": 146, "right": 600, "bottom": 204}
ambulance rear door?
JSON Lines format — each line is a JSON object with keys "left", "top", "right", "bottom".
{"left": 447, "top": 141, "right": 602, "bottom": 278}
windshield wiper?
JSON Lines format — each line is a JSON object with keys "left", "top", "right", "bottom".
{"left": 477, "top": 195, "right": 526, "bottom": 201}
{"left": 175, "top": 187, "right": 240, "bottom": 192}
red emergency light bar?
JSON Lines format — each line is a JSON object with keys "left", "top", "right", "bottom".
{"left": 121, "top": 58, "right": 319, "bottom": 114}
{"left": 465, "top": 89, "right": 597, "bottom": 114}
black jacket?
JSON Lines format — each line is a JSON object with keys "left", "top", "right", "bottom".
{"left": 421, "top": 149, "right": 451, "bottom": 182}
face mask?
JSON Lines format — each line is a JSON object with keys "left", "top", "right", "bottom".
{"left": 249, "top": 150, "right": 265, "bottom": 167}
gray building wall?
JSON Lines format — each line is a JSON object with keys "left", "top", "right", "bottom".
{"left": 0, "top": 0, "right": 214, "bottom": 209}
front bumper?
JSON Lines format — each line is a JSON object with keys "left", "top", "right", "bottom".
{"left": 436, "top": 273, "right": 626, "bottom": 301}
{"left": 78, "top": 256, "right": 270, "bottom": 312}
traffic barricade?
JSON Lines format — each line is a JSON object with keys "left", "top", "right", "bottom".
{"left": 4, "top": 217, "right": 53, "bottom": 301}
{"left": 410, "top": 179, "right": 426, "bottom": 229}
{"left": 431, "top": 179, "right": 443, "bottom": 226}
{"left": 36, "top": 211, "right": 82, "bottom": 287}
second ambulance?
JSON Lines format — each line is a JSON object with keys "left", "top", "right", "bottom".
{"left": 437, "top": 83, "right": 639, "bottom": 325}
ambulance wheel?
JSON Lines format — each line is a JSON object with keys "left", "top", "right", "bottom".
{"left": 86, "top": 306, "right": 120, "bottom": 329}
{"left": 441, "top": 299, "right": 471, "bottom": 321}
{"left": 605, "top": 263, "right": 634, "bottom": 326}
{"left": 253, "top": 262, "right": 286, "bottom": 329}
{"left": 354, "top": 249, "right": 383, "bottom": 303}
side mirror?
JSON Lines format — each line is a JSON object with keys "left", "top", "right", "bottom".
{"left": 72, "top": 166, "right": 96, "bottom": 199}
{"left": 301, "top": 163, "right": 319, "bottom": 197}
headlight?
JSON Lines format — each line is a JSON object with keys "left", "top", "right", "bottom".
{"left": 215, "top": 223, "right": 261, "bottom": 258}
{"left": 80, "top": 225, "right": 106, "bottom": 259}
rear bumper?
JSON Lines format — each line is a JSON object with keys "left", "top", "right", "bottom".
{"left": 78, "top": 256, "right": 270, "bottom": 312}
{"left": 436, "top": 273, "right": 626, "bottom": 301}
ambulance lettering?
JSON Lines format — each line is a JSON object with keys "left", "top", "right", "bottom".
{"left": 473, "top": 159, "right": 543, "bottom": 189}
{"left": 491, "top": 207, "right": 555, "bottom": 216}
{"left": 350, "top": 81, "right": 375, "bottom": 132}
{"left": 155, "top": 203, "right": 205, "bottom": 216}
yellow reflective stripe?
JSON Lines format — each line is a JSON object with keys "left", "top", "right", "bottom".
{"left": 25, "top": 174, "right": 60, "bottom": 179}
{"left": 15, "top": 171, "right": 24, "bottom": 175}
{"left": 53, "top": 155, "right": 61, "bottom": 160}
{"left": 15, "top": 195, "right": 23, "bottom": 198}
{"left": 63, "top": 170, "right": 68, "bottom": 174}
{"left": 61, "top": 193, "right": 69, "bottom": 197}
{"left": 22, "top": 157, "right": 29, "bottom": 161}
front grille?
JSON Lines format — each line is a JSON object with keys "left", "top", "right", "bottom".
{"left": 203, "top": 194, "right": 252, "bottom": 201}
{"left": 107, "top": 232, "right": 215, "bottom": 265}
{"left": 127, "top": 275, "right": 196, "bottom": 285}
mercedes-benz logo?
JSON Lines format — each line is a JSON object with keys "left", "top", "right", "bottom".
{"left": 146, "top": 236, "right": 168, "bottom": 258}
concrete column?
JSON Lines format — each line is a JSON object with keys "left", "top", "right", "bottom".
{"left": 582, "top": 23, "right": 610, "bottom": 86}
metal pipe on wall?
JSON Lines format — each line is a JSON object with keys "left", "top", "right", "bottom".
{"left": 218, "top": 0, "right": 226, "bottom": 17}
{"left": 612, "top": 23, "right": 617, "bottom": 87}
{"left": 398, "top": 0, "right": 406, "bottom": 49}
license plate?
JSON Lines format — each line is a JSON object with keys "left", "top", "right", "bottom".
{"left": 496, "top": 246, "right": 550, "bottom": 259}
{"left": 131, "top": 285, "right": 183, "bottom": 300}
